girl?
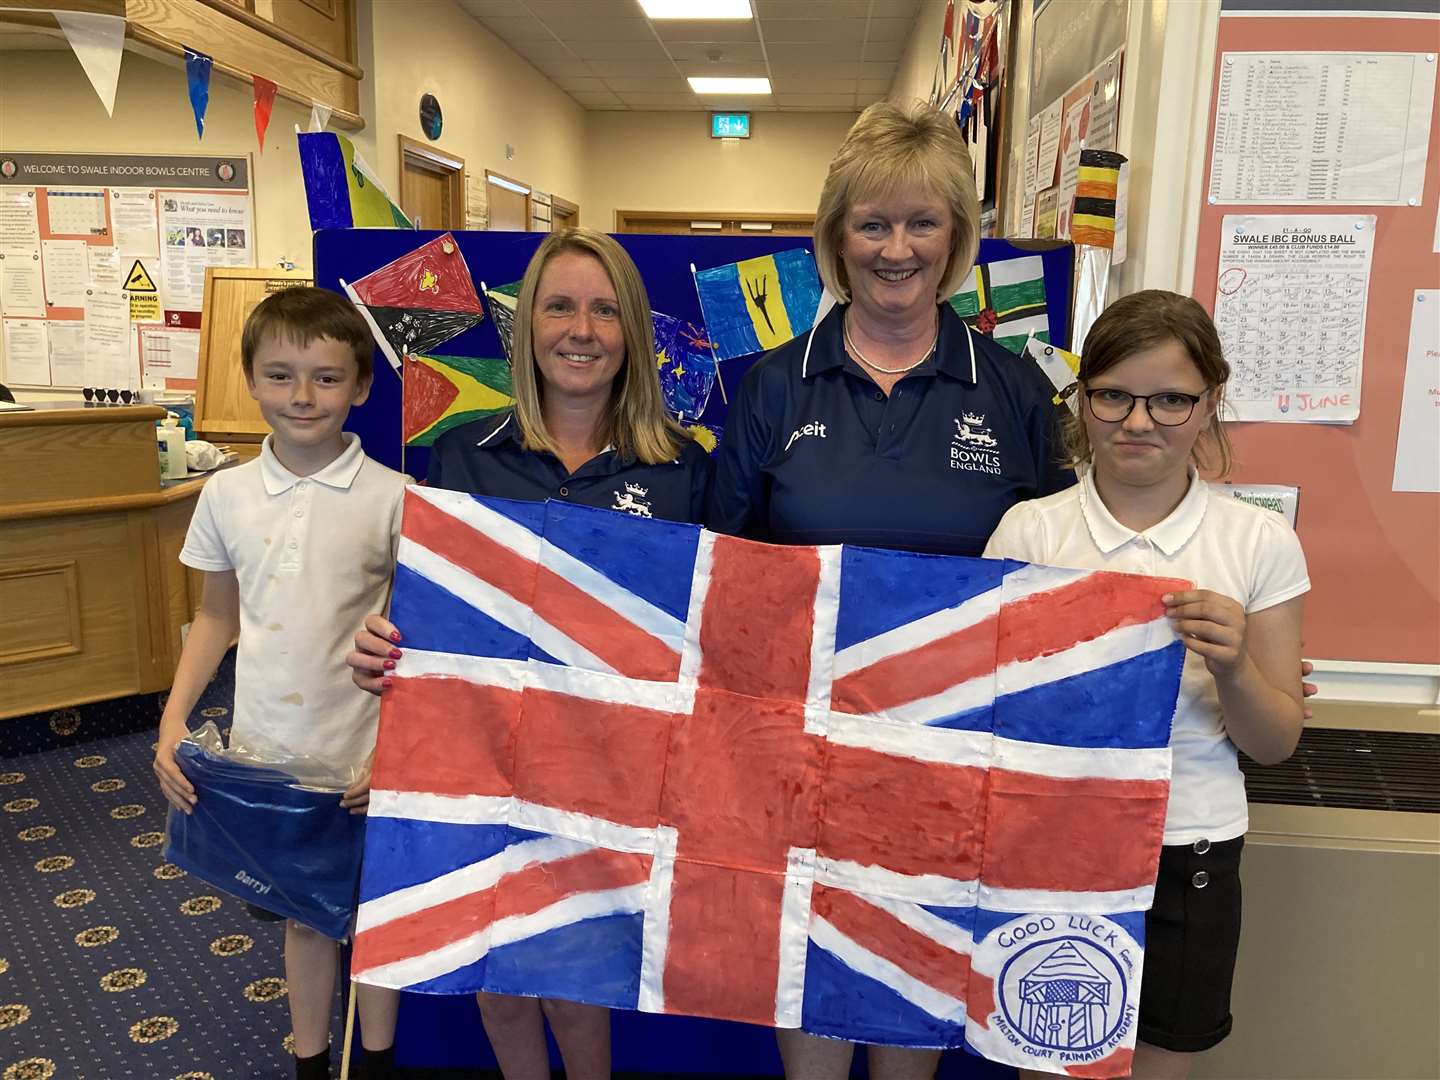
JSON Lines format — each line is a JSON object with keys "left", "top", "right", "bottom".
{"left": 984, "top": 290, "right": 1307, "bottom": 1080}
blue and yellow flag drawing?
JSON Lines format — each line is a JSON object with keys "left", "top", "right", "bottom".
{"left": 298, "top": 131, "right": 413, "bottom": 231}
{"left": 693, "top": 249, "right": 822, "bottom": 361}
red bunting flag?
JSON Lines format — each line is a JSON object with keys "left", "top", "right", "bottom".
{"left": 252, "top": 75, "right": 278, "bottom": 152}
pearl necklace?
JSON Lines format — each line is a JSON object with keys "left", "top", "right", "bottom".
{"left": 843, "top": 313, "right": 939, "bottom": 376}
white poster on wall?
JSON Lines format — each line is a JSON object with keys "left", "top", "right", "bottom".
{"left": 1393, "top": 290, "right": 1439, "bottom": 493}
{"left": 158, "top": 191, "right": 252, "bottom": 311}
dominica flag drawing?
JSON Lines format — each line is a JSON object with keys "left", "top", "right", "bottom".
{"left": 403, "top": 354, "right": 513, "bottom": 446}
{"left": 693, "top": 248, "right": 823, "bottom": 361}
{"left": 948, "top": 254, "right": 1050, "bottom": 355}
{"left": 352, "top": 489, "right": 1190, "bottom": 1076}
{"left": 298, "top": 130, "right": 413, "bottom": 231}
{"left": 342, "top": 234, "right": 485, "bottom": 372}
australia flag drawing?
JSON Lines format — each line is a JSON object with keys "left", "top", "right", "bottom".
{"left": 353, "top": 489, "right": 1187, "bottom": 1076}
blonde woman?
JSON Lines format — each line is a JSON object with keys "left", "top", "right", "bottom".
{"left": 348, "top": 227, "right": 709, "bottom": 1080}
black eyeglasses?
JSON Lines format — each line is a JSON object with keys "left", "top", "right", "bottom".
{"left": 1081, "top": 387, "right": 1209, "bottom": 427}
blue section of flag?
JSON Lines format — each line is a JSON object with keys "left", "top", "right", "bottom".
{"left": 359, "top": 820, "right": 543, "bottom": 899}
{"left": 694, "top": 261, "right": 761, "bottom": 361}
{"left": 297, "top": 133, "right": 349, "bottom": 230}
{"left": 540, "top": 501, "right": 700, "bottom": 624}
{"left": 800, "top": 940, "right": 966, "bottom": 1048}
{"left": 835, "top": 547, "right": 1005, "bottom": 652}
{"left": 482, "top": 913, "right": 645, "bottom": 1009}
{"left": 480, "top": 493, "right": 548, "bottom": 534}
{"left": 390, "top": 564, "right": 532, "bottom": 660}
{"left": 994, "top": 643, "right": 1185, "bottom": 749}
{"left": 774, "top": 247, "right": 823, "bottom": 334}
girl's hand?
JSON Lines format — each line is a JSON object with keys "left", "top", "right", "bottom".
{"left": 347, "top": 613, "right": 402, "bottom": 696}
{"left": 1163, "top": 589, "right": 1248, "bottom": 677}
{"left": 340, "top": 753, "right": 374, "bottom": 815}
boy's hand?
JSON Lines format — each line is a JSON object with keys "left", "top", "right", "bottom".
{"left": 348, "top": 614, "right": 402, "bottom": 696}
{"left": 1301, "top": 657, "right": 1317, "bottom": 720}
{"left": 341, "top": 753, "right": 374, "bottom": 815}
{"left": 1163, "top": 589, "right": 1248, "bottom": 677}
{"left": 153, "top": 729, "right": 197, "bottom": 814}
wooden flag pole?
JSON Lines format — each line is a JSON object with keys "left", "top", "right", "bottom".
{"left": 339, "top": 979, "right": 359, "bottom": 1080}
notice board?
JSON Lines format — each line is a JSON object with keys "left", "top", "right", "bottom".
{"left": 1192, "top": 7, "right": 1440, "bottom": 665}
{"left": 0, "top": 152, "right": 255, "bottom": 393}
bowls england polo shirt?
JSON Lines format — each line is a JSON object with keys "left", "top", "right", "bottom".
{"left": 426, "top": 411, "right": 711, "bottom": 525}
{"left": 708, "top": 302, "right": 1075, "bottom": 555}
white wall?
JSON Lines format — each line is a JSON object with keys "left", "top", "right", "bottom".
{"left": 582, "top": 111, "right": 858, "bottom": 229}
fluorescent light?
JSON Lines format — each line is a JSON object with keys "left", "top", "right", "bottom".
{"left": 689, "top": 77, "right": 771, "bottom": 95}
{"left": 486, "top": 175, "right": 529, "bottom": 195}
{"left": 640, "top": 0, "right": 752, "bottom": 17}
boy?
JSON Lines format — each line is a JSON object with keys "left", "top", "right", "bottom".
{"left": 153, "top": 287, "right": 405, "bottom": 1080}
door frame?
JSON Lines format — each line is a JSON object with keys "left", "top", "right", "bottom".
{"left": 398, "top": 135, "right": 465, "bottom": 229}
{"left": 484, "top": 170, "right": 532, "bottom": 232}
{"left": 614, "top": 209, "right": 814, "bottom": 234}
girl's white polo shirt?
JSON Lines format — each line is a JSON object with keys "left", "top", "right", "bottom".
{"left": 985, "top": 467, "right": 1309, "bottom": 845}
{"left": 180, "top": 434, "right": 407, "bottom": 776}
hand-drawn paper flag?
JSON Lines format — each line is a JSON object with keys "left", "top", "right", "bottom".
{"left": 342, "top": 233, "right": 484, "bottom": 372}
{"left": 298, "top": 130, "right": 414, "bottom": 231}
{"left": 403, "top": 353, "right": 513, "bottom": 446}
{"left": 482, "top": 280, "right": 522, "bottom": 365}
{"left": 694, "top": 249, "right": 823, "bottom": 361}
{"left": 652, "top": 311, "right": 717, "bottom": 422}
{"left": 1071, "top": 149, "right": 1126, "bottom": 249}
{"left": 354, "top": 489, "right": 1187, "bottom": 1075}
{"left": 948, "top": 254, "right": 1049, "bottom": 355}
{"left": 1024, "top": 334, "right": 1082, "bottom": 404}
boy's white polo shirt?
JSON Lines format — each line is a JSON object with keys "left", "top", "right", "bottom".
{"left": 985, "top": 467, "right": 1309, "bottom": 845}
{"left": 180, "top": 434, "right": 407, "bottom": 775}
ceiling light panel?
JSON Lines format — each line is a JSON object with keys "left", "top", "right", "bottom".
{"left": 639, "top": 0, "right": 753, "bottom": 17}
{"left": 688, "top": 77, "right": 772, "bottom": 94}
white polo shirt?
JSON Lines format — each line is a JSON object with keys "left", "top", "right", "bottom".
{"left": 180, "top": 434, "right": 407, "bottom": 776}
{"left": 984, "top": 467, "right": 1309, "bottom": 845}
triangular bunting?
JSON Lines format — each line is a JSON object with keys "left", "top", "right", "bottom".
{"left": 184, "top": 47, "right": 213, "bottom": 139}
{"left": 309, "top": 101, "right": 332, "bottom": 133}
{"left": 252, "top": 75, "right": 278, "bottom": 152}
{"left": 55, "top": 11, "right": 126, "bottom": 117}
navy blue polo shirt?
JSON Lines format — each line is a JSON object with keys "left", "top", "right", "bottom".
{"left": 707, "top": 302, "right": 1075, "bottom": 556}
{"left": 426, "top": 411, "right": 711, "bottom": 524}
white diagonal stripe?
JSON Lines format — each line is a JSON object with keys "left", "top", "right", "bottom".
{"left": 824, "top": 713, "right": 992, "bottom": 768}
{"left": 815, "top": 856, "right": 978, "bottom": 907}
{"left": 993, "top": 737, "right": 1172, "bottom": 782}
{"left": 538, "top": 535, "right": 685, "bottom": 653}
{"left": 509, "top": 800, "right": 660, "bottom": 854}
{"left": 832, "top": 584, "right": 1001, "bottom": 679}
{"left": 368, "top": 790, "right": 512, "bottom": 825}
{"left": 979, "top": 883, "right": 1155, "bottom": 915}
{"left": 410, "top": 484, "right": 542, "bottom": 562}
{"left": 809, "top": 915, "right": 967, "bottom": 1023}
{"left": 859, "top": 892, "right": 975, "bottom": 956}
{"left": 396, "top": 649, "right": 693, "bottom": 712}
{"left": 996, "top": 618, "right": 1176, "bottom": 700}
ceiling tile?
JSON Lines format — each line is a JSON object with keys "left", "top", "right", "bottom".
{"left": 652, "top": 20, "right": 764, "bottom": 44}
{"left": 525, "top": 0, "right": 639, "bottom": 15}
{"left": 534, "top": 17, "right": 656, "bottom": 41}
{"left": 773, "top": 93, "right": 858, "bottom": 107}
{"left": 754, "top": 0, "right": 873, "bottom": 16}
{"left": 569, "top": 39, "right": 673, "bottom": 60}
{"left": 603, "top": 76, "right": 691, "bottom": 92}
{"left": 509, "top": 41, "right": 580, "bottom": 61}
{"left": 473, "top": 13, "right": 555, "bottom": 40}
{"left": 857, "top": 78, "right": 891, "bottom": 94}
{"left": 860, "top": 38, "right": 904, "bottom": 62}
{"left": 674, "top": 62, "right": 771, "bottom": 79}
{"left": 457, "top": 0, "right": 530, "bottom": 17}
{"left": 617, "top": 92, "right": 710, "bottom": 107}
{"left": 863, "top": 17, "right": 917, "bottom": 42}
{"left": 761, "top": 18, "right": 872, "bottom": 44}
{"left": 537, "top": 59, "right": 600, "bottom": 77}
{"left": 582, "top": 60, "right": 682, "bottom": 77}
{"left": 665, "top": 42, "right": 766, "bottom": 63}
{"left": 770, "top": 78, "right": 858, "bottom": 94}
{"left": 552, "top": 76, "right": 613, "bottom": 92}
{"left": 570, "top": 90, "right": 626, "bottom": 106}
{"left": 765, "top": 42, "right": 864, "bottom": 64}
{"left": 859, "top": 61, "right": 898, "bottom": 79}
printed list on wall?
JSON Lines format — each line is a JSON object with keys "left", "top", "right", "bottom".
{"left": 0, "top": 152, "right": 254, "bottom": 391}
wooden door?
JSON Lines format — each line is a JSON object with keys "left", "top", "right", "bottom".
{"left": 486, "top": 172, "right": 530, "bottom": 231}
{"left": 552, "top": 195, "right": 579, "bottom": 230}
{"left": 614, "top": 210, "right": 814, "bottom": 236}
{"left": 399, "top": 136, "right": 464, "bottom": 230}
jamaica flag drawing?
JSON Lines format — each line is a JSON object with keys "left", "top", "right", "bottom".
{"left": 947, "top": 255, "right": 1049, "bottom": 355}
{"left": 403, "top": 353, "right": 513, "bottom": 446}
{"left": 342, "top": 234, "right": 485, "bottom": 372}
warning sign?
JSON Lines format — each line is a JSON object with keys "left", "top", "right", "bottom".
{"left": 125, "top": 259, "right": 157, "bottom": 292}
{"left": 126, "top": 259, "right": 161, "bottom": 321}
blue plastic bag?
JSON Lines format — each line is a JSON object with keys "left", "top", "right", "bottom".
{"left": 164, "top": 725, "right": 366, "bottom": 939}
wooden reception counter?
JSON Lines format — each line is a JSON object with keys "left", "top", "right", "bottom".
{"left": 0, "top": 403, "right": 207, "bottom": 720}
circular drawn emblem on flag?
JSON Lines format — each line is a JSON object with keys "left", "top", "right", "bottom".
{"left": 75, "top": 925, "right": 119, "bottom": 947}
{"left": 3, "top": 1059, "right": 55, "bottom": 1080}
{"left": 129, "top": 1015, "right": 179, "bottom": 1043}
{"left": 53, "top": 888, "right": 95, "bottom": 910}
{"left": 131, "top": 831, "right": 164, "bottom": 849}
{"left": 74, "top": 755, "right": 106, "bottom": 769}
{"left": 47, "top": 709, "right": 80, "bottom": 736}
{"left": 0, "top": 772, "right": 24, "bottom": 786}
{"left": 4, "top": 799, "right": 38, "bottom": 814}
{"left": 210, "top": 934, "right": 253, "bottom": 958}
{"left": 91, "top": 778, "right": 125, "bottom": 793}
{"left": 153, "top": 863, "right": 186, "bottom": 881}
{"left": 991, "top": 917, "right": 1138, "bottom": 1065}
{"left": 100, "top": 968, "right": 147, "bottom": 992}
{"left": 34, "top": 855, "right": 74, "bottom": 874}
{"left": 0, "top": 1004, "right": 30, "bottom": 1030}
{"left": 18, "top": 826, "right": 55, "bottom": 842}
{"left": 110, "top": 804, "right": 146, "bottom": 820}
{"left": 244, "top": 976, "right": 287, "bottom": 1003}
{"left": 420, "top": 92, "right": 443, "bottom": 140}
{"left": 180, "top": 896, "right": 221, "bottom": 916}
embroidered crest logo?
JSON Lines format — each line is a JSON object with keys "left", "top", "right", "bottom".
{"left": 611, "top": 482, "right": 653, "bottom": 518}
{"left": 950, "top": 412, "right": 1003, "bottom": 474}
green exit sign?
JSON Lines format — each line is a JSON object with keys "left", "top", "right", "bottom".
{"left": 711, "top": 112, "right": 751, "bottom": 138}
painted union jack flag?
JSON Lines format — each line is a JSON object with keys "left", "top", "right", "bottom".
{"left": 354, "top": 487, "right": 1188, "bottom": 1076}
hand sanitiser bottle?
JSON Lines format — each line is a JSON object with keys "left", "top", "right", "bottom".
{"left": 156, "top": 411, "right": 186, "bottom": 480}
